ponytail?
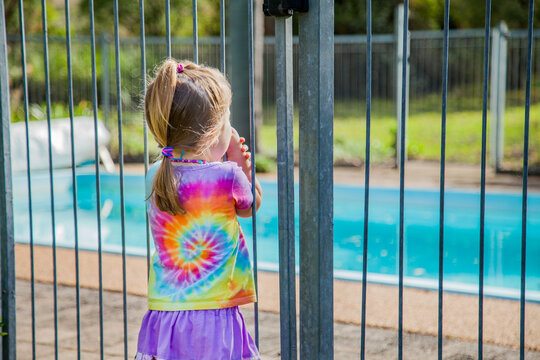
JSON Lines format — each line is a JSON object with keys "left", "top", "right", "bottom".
{"left": 150, "top": 157, "right": 185, "bottom": 215}
{"left": 145, "top": 59, "right": 185, "bottom": 215}
{"left": 146, "top": 59, "right": 177, "bottom": 146}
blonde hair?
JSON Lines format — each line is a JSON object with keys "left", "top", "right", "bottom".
{"left": 145, "top": 58, "right": 232, "bottom": 215}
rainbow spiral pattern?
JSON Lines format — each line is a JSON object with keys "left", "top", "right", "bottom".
{"left": 147, "top": 163, "right": 256, "bottom": 310}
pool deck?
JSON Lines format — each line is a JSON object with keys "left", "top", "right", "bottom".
{"left": 14, "top": 161, "right": 540, "bottom": 358}
{"left": 260, "top": 161, "right": 540, "bottom": 191}
{"left": 15, "top": 243, "right": 540, "bottom": 354}
{"left": 16, "top": 279, "right": 540, "bottom": 360}
{"left": 124, "top": 159, "right": 540, "bottom": 191}
{"left": 15, "top": 279, "right": 540, "bottom": 360}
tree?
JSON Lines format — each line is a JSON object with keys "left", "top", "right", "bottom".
{"left": 78, "top": 0, "right": 221, "bottom": 37}
{"left": 4, "top": 0, "right": 64, "bottom": 35}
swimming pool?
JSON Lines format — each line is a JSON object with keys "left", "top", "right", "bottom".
{"left": 12, "top": 169, "right": 540, "bottom": 301}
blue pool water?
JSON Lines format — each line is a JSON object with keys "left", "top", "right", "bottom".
{"left": 12, "top": 169, "right": 540, "bottom": 301}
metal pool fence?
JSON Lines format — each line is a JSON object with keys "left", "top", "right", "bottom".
{"left": 0, "top": 1, "right": 536, "bottom": 360}
{"left": 4, "top": 29, "right": 540, "bottom": 170}
{"left": 4, "top": 27, "right": 540, "bottom": 117}
{"left": 4, "top": 26, "right": 540, "bottom": 170}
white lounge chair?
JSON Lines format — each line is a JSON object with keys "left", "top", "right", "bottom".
{"left": 10, "top": 116, "right": 115, "bottom": 173}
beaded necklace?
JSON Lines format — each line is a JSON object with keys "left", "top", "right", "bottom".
{"left": 161, "top": 147, "right": 208, "bottom": 165}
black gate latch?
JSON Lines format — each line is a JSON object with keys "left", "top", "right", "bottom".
{"left": 263, "top": 0, "right": 308, "bottom": 17}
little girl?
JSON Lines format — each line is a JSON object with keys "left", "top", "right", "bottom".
{"left": 135, "top": 59, "right": 263, "bottom": 360}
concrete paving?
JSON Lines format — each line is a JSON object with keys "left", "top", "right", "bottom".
{"left": 15, "top": 280, "right": 540, "bottom": 360}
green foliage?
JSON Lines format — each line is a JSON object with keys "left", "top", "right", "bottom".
{"left": 0, "top": 318, "right": 7, "bottom": 336}
{"left": 5, "top": 0, "right": 539, "bottom": 40}
{"left": 5, "top": 0, "right": 222, "bottom": 38}
{"left": 410, "top": 0, "right": 445, "bottom": 30}
{"left": 77, "top": 0, "right": 221, "bottom": 37}
{"left": 335, "top": 0, "right": 398, "bottom": 34}
{"left": 449, "top": 0, "right": 540, "bottom": 29}
{"left": 4, "top": 0, "right": 65, "bottom": 35}
{"left": 11, "top": 101, "right": 95, "bottom": 123}
{"left": 334, "top": 0, "right": 540, "bottom": 33}
{"left": 254, "top": 154, "right": 276, "bottom": 173}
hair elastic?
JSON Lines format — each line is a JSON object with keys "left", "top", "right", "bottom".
{"left": 162, "top": 147, "right": 174, "bottom": 157}
{"left": 177, "top": 63, "right": 184, "bottom": 73}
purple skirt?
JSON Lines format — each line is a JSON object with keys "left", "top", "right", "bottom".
{"left": 136, "top": 306, "right": 260, "bottom": 360}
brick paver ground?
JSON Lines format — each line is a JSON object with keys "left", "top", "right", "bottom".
{"left": 15, "top": 280, "right": 540, "bottom": 360}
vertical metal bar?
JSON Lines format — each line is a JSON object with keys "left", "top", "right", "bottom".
{"left": 496, "top": 23, "right": 507, "bottom": 171}
{"left": 438, "top": 1, "right": 451, "bottom": 359}
{"left": 140, "top": 0, "right": 150, "bottom": 278}
{"left": 489, "top": 22, "right": 508, "bottom": 172}
{"left": 88, "top": 1, "right": 105, "bottom": 358}
{"left": 395, "top": 4, "right": 409, "bottom": 170}
{"left": 298, "top": 0, "right": 334, "bottom": 357}
{"left": 219, "top": 0, "right": 225, "bottom": 73}
{"left": 40, "top": 0, "right": 59, "bottom": 357}
{"left": 16, "top": 1, "right": 35, "bottom": 358}
{"left": 165, "top": 0, "right": 171, "bottom": 57}
{"left": 0, "top": 0, "right": 16, "bottom": 357}
{"left": 520, "top": 1, "right": 534, "bottom": 358}
{"left": 192, "top": 0, "right": 198, "bottom": 63}
{"left": 394, "top": 4, "right": 404, "bottom": 167}
{"left": 398, "top": 1, "right": 409, "bottom": 359}
{"left": 229, "top": 2, "right": 250, "bottom": 143}
{"left": 247, "top": 0, "right": 259, "bottom": 347}
{"left": 479, "top": 1, "right": 492, "bottom": 358}
{"left": 113, "top": 1, "right": 129, "bottom": 359}
{"left": 275, "top": 16, "right": 296, "bottom": 360}
{"left": 218, "top": 0, "right": 226, "bottom": 163}
{"left": 100, "top": 33, "right": 110, "bottom": 127}
{"left": 63, "top": 1, "right": 81, "bottom": 359}
{"left": 489, "top": 25, "right": 500, "bottom": 169}
{"left": 360, "top": 1, "right": 371, "bottom": 359}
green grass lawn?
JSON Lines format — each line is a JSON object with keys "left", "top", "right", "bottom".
{"left": 12, "top": 100, "right": 539, "bottom": 172}
{"left": 259, "top": 103, "right": 540, "bottom": 170}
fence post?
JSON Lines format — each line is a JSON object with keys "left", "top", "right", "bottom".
{"left": 489, "top": 21, "right": 508, "bottom": 171}
{"left": 100, "top": 32, "right": 110, "bottom": 126}
{"left": 298, "top": 0, "right": 334, "bottom": 358}
{"left": 228, "top": 1, "right": 251, "bottom": 147}
{"left": 0, "top": 0, "right": 16, "bottom": 358}
{"left": 275, "top": 15, "right": 297, "bottom": 360}
{"left": 395, "top": 4, "right": 410, "bottom": 168}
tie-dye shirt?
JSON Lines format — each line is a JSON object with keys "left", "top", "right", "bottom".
{"left": 145, "top": 160, "right": 256, "bottom": 310}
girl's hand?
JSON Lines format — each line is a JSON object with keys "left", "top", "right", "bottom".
{"left": 226, "top": 127, "right": 251, "bottom": 175}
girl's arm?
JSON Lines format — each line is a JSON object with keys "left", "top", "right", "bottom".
{"left": 227, "top": 128, "right": 262, "bottom": 217}
{"left": 236, "top": 176, "right": 262, "bottom": 218}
